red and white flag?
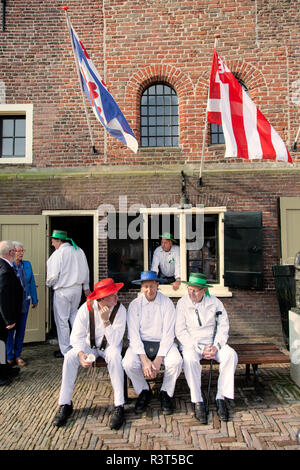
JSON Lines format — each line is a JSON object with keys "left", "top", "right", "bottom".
{"left": 207, "top": 50, "right": 292, "bottom": 163}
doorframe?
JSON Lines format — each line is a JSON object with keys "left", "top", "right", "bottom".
{"left": 42, "top": 209, "right": 99, "bottom": 332}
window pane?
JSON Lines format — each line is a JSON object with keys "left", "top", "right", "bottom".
{"left": 141, "top": 127, "right": 148, "bottom": 137}
{"left": 157, "top": 137, "right": 164, "bottom": 146}
{"left": 141, "top": 117, "right": 148, "bottom": 126}
{"left": 15, "top": 138, "right": 25, "bottom": 156}
{"left": 15, "top": 119, "right": 25, "bottom": 137}
{"left": 171, "top": 95, "right": 178, "bottom": 105}
{"left": 141, "top": 137, "right": 148, "bottom": 146}
{"left": 140, "top": 83, "right": 179, "bottom": 147}
{"left": 172, "top": 136, "right": 179, "bottom": 146}
{"left": 187, "top": 214, "right": 218, "bottom": 283}
{"left": 211, "top": 134, "right": 218, "bottom": 144}
{"left": 141, "top": 96, "right": 147, "bottom": 105}
{"left": 2, "top": 138, "right": 13, "bottom": 156}
{"left": 2, "top": 119, "right": 14, "bottom": 137}
{"left": 165, "top": 137, "right": 171, "bottom": 146}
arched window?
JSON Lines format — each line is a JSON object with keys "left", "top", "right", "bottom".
{"left": 210, "top": 78, "right": 248, "bottom": 145}
{"left": 140, "top": 83, "right": 179, "bottom": 147}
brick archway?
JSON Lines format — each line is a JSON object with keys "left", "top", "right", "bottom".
{"left": 125, "top": 65, "right": 194, "bottom": 144}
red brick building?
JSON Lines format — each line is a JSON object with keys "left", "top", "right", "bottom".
{"left": 0, "top": 0, "right": 299, "bottom": 344}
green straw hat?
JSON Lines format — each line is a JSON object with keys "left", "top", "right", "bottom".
{"left": 49, "top": 230, "right": 79, "bottom": 250}
{"left": 160, "top": 232, "right": 178, "bottom": 244}
{"left": 182, "top": 273, "right": 213, "bottom": 296}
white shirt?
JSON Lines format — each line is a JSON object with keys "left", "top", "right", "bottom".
{"left": 127, "top": 291, "right": 176, "bottom": 357}
{"left": 46, "top": 242, "right": 90, "bottom": 291}
{"left": 151, "top": 245, "right": 181, "bottom": 279}
{"left": 70, "top": 300, "right": 127, "bottom": 356}
{"left": 175, "top": 294, "right": 229, "bottom": 352}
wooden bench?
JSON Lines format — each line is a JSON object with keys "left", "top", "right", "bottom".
{"left": 201, "top": 343, "right": 290, "bottom": 390}
{"left": 94, "top": 343, "right": 290, "bottom": 398}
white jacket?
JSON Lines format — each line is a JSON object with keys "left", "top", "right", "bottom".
{"left": 70, "top": 300, "right": 126, "bottom": 356}
{"left": 46, "top": 242, "right": 90, "bottom": 291}
{"left": 175, "top": 293, "right": 229, "bottom": 352}
{"left": 151, "top": 245, "right": 181, "bottom": 279}
{"left": 127, "top": 291, "right": 176, "bottom": 358}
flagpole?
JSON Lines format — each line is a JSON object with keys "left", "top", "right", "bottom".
{"left": 198, "top": 34, "right": 220, "bottom": 187}
{"left": 292, "top": 125, "right": 300, "bottom": 151}
{"left": 62, "top": 6, "right": 98, "bottom": 154}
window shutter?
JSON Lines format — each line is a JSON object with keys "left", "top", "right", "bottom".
{"left": 224, "top": 212, "right": 263, "bottom": 289}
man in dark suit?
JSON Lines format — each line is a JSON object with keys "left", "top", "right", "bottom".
{"left": 0, "top": 240, "right": 23, "bottom": 386}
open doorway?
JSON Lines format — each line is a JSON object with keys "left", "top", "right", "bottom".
{"left": 47, "top": 215, "right": 94, "bottom": 338}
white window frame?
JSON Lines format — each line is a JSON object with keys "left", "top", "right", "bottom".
{"left": 140, "top": 206, "right": 232, "bottom": 298}
{"left": 0, "top": 104, "right": 33, "bottom": 164}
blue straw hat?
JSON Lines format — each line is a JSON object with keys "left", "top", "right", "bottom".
{"left": 131, "top": 270, "right": 168, "bottom": 285}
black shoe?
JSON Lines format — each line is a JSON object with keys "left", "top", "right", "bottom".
{"left": 110, "top": 406, "right": 125, "bottom": 430}
{"left": 53, "top": 402, "right": 73, "bottom": 427}
{"left": 216, "top": 399, "right": 229, "bottom": 422}
{"left": 0, "top": 376, "right": 13, "bottom": 386}
{"left": 135, "top": 389, "right": 152, "bottom": 413}
{"left": 160, "top": 390, "right": 173, "bottom": 415}
{"left": 54, "top": 350, "right": 64, "bottom": 358}
{"left": 0, "top": 364, "right": 19, "bottom": 379}
{"left": 194, "top": 402, "right": 207, "bottom": 424}
{"left": 6, "top": 366, "right": 20, "bottom": 377}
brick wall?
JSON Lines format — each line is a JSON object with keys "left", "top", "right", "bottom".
{"left": 0, "top": 0, "right": 299, "bottom": 342}
{"left": 1, "top": 168, "right": 299, "bottom": 341}
{"left": 0, "top": 0, "right": 299, "bottom": 167}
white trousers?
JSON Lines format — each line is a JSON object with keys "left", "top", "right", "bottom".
{"left": 182, "top": 344, "right": 238, "bottom": 402}
{"left": 122, "top": 344, "right": 183, "bottom": 397}
{"left": 58, "top": 344, "right": 125, "bottom": 407}
{"left": 53, "top": 285, "right": 82, "bottom": 355}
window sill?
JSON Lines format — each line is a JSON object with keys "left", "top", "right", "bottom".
{"left": 139, "top": 146, "right": 182, "bottom": 152}
{"left": 157, "top": 284, "right": 232, "bottom": 298}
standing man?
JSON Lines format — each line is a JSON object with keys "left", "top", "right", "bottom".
{"left": 46, "top": 230, "right": 91, "bottom": 357}
{"left": 175, "top": 273, "right": 238, "bottom": 423}
{"left": 122, "top": 271, "right": 183, "bottom": 415}
{"left": 0, "top": 241, "right": 23, "bottom": 386}
{"left": 6, "top": 241, "right": 38, "bottom": 367}
{"left": 151, "top": 232, "right": 181, "bottom": 291}
{"left": 53, "top": 278, "right": 126, "bottom": 430}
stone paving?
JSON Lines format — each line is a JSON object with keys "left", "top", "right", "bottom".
{"left": 0, "top": 342, "right": 299, "bottom": 451}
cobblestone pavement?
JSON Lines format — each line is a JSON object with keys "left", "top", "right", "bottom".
{"left": 0, "top": 342, "right": 299, "bottom": 452}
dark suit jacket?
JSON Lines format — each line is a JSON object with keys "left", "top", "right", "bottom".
{"left": 0, "top": 258, "right": 23, "bottom": 340}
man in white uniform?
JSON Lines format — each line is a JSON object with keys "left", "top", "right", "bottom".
{"left": 122, "top": 271, "right": 183, "bottom": 415}
{"left": 175, "top": 273, "right": 238, "bottom": 423}
{"left": 151, "top": 232, "right": 181, "bottom": 291}
{"left": 53, "top": 278, "right": 127, "bottom": 430}
{"left": 46, "top": 230, "right": 91, "bottom": 357}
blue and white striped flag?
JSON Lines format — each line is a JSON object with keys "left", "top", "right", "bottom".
{"left": 70, "top": 23, "right": 138, "bottom": 153}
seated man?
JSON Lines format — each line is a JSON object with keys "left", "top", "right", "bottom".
{"left": 175, "top": 273, "right": 238, "bottom": 423}
{"left": 122, "top": 271, "right": 183, "bottom": 415}
{"left": 52, "top": 278, "right": 126, "bottom": 430}
{"left": 151, "top": 232, "right": 181, "bottom": 291}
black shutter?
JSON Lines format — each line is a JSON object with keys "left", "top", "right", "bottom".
{"left": 224, "top": 212, "right": 263, "bottom": 289}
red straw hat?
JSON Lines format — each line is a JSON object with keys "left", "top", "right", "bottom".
{"left": 87, "top": 278, "right": 124, "bottom": 310}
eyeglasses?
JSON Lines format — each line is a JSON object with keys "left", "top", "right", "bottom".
{"left": 195, "top": 309, "right": 202, "bottom": 327}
